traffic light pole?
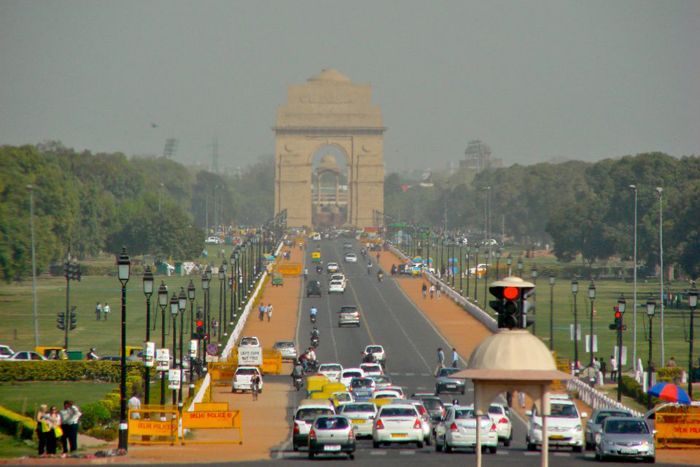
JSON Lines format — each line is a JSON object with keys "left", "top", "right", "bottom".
{"left": 617, "top": 313, "right": 624, "bottom": 402}
{"left": 64, "top": 271, "right": 71, "bottom": 351}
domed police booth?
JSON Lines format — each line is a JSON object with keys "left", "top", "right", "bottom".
{"left": 455, "top": 329, "right": 571, "bottom": 467}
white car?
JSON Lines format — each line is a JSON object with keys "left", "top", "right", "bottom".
{"left": 0, "top": 345, "right": 15, "bottom": 359}
{"left": 318, "top": 363, "right": 343, "bottom": 382}
{"left": 6, "top": 351, "right": 46, "bottom": 361}
{"left": 338, "top": 305, "right": 360, "bottom": 327}
{"left": 328, "top": 280, "right": 346, "bottom": 294}
{"left": 434, "top": 405, "right": 498, "bottom": 453}
{"left": 329, "top": 273, "right": 347, "bottom": 286}
{"left": 231, "top": 366, "right": 263, "bottom": 393}
{"left": 372, "top": 403, "right": 425, "bottom": 448}
{"left": 487, "top": 403, "right": 513, "bottom": 446}
{"left": 344, "top": 253, "right": 358, "bottom": 263}
{"left": 205, "top": 236, "right": 222, "bottom": 244}
{"left": 292, "top": 400, "right": 336, "bottom": 451}
{"left": 362, "top": 345, "right": 386, "bottom": 366}
{"left": 360, "top": 362, "right": 383, "bottom": 377}
{"left": 338, "top": 402, "right": 378, "bottom": 438}
{"left": 372, "top": 389, "right": 403, "bottom": 400}
{"left": 326, "top": 262, "right": 340, "bottom": 273}
{"left": 526, "top": 394, "right": 586, "bottom": 452}
{"left": 239, "top": 336, "right": 260, "bottom": 347}
{"left": 340, "top": 368, "right": 366, "bottom": 388}
{"left": 399, "top": 399, "right": 432, "bottom": 445}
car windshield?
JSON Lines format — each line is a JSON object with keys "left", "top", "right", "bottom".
{"left": 340, "top": 307, "right": 357, "bottom": 313}
{"left": 275, "top": 342, "right": 293, "bottom": 349}
{"left": 240, "top": 338, "right": 257, "bottom": 345}
{"left": 550, "top": 403, "right": 578, "bottom": 418}
{"left": 315, "top": 417, "right": 349, "bottom": 430}
{"left": 371, "top": 375, "right": 391, "bottom": 385}
{"left": 321, "top": 365, "right": 342, "bottom": 372}
{"left": 595, "top": 411, "right": 631, "bottom": 424}
{"left": 488, "top": 405, "right": 504, "bottom": 415}
{"left": 236, "top": 368, "right": 256, "bottom": 375}
{"left": 438, "top": 368, "right": 460, "bottom": 377}
{"left": 344, "top": 371, "right": 362, "bottom": 378}
{"left": 366, "top": 346, "right": 382, "bottom": 353}
{"left": 421, "top": 399, "right": 443, "bottom": 410}
{"left": 351, "top": 378, "right": 373, "bottom": 388}
{"left": 296, "top": 408, "right": 334, "bottom": 422}
{"left": 375, "top": 392, "right": 399, "bottom": 399}
{"left": 455, "top": 409, "right": 477, "bottom": 419}
{"left": 341, "top": 404, "right": 375, "bottom": 413}
{"left": 380, "top": 407, "right": 416, "bottom": 417}
{"left": 605, "top": 420, "right": 649, "bottom": 434}
{"left": 362, "top": 364, "right": 381, "bottom": 371}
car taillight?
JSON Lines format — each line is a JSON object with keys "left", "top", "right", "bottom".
{"left": 309, "top": 428, "right": 316, "bottom": 440}
{"left": 499, "top": 417, "right": 509, "bottom": 424}
{"left": 413, "top": 418, "right": 422, "bottom": 429}
{"left": 293, "top": 423, "right": 300, "bottom": 434}
{"left": 348, "top": 429, "right": 355, "bottom": 441}
{"left": 490, "top": 423, "right": 497, "bottom": 432}
{"left": 417, "top": 406, "right": 427, "bottom": 416}
{"left": 375, "top": 419, "right": 384, "bottom": 430}
{"left": 450, "top": 422, "right": 459, "bottom": 432}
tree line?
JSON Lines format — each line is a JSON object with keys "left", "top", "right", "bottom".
{"left": 0, "top": 143, "right": 274, "bottom": 282}
{"left": 384, "top": 152, "right": 700, "bottom": 279}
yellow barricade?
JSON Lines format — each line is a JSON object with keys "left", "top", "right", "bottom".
{"left": 262, "top": 349, "right": 283, "bottom": 375}
{"left": 181, "top": 403, "right": 243, "bottom": 445}
{"left": 128, "top": 405, "right": 179, "bottom": 445}
{"left": 322, "top": 382, "right": 346, "bottom": 394}
{"left": 656, "top": 406, "right": 700, "bottom": 448}
{"left": 306, "top": 375, "right": 329, "bottom": 394}
{"left": 277, "top": 262, "right": 302, "bottom": 276}
{"left": 209, "top": 361, "right": 237, "bottom": 386}
{"left": 195, "top": 402, "right": 229, "bottom": 411}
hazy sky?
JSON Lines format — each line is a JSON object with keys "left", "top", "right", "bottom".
{"left": 1, "top": 1, "right": 698, "bottom": 172}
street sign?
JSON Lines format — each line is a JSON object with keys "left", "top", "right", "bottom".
{"left": 156, "top": 348, "right": 170, "bottom": 371}
{"left": 168, "top": 369, "right": 181, "bottom": 390}
{"left": 144, "top": 341, "right": 155, "bottom": 367}
{"left": 237, "top": 346, "right": 263, "bottom": 366}
{"left": 206, "top": 343, "right": 218, "bottom": 356}
{"left": 189, "top": 339, "right": 198, "bottom": 358}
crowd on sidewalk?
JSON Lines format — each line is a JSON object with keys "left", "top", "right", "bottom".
{"left": 35, "top": 400, "right": 82, "bottom": 457}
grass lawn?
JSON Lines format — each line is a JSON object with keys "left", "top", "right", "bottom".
{"left": 0, "top": 381, "right": 116, "bottom": 417}
{"left": 0, "top": 433, "right": 35, "bottom": 458}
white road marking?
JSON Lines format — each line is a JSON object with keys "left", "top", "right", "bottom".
{"left": 399, "top": 450, "right": 415, "bottom": 455}
{"left": 523, "top": 452, "right": 540, "bottom": 456}
{"left": 496, "top": 450, "right": 510, "bottom": 455}
{"left": 370, "top": 451, "right": 387, "bottom": 455}
{"left": 553, "top": 452, "right": 571, "bottom": 457}
{"left": 405, "top": 372, "right": 415, "bottom": 376}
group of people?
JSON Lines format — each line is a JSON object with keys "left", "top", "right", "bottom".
{"left": 298, "top": 346, "right": 317, "bottom": 372}
{"left": 35, "top": 401, "right": 81, "bottom": 457}
{"left": 94, "top": 302, "right": 110, "bottom": 320}
{"left": 435, "top": 347, "right": 460, "bottom": 374}
{"left": 421, "top": 282, "right": 441, "bottom": 299}
{"left": 257, "top": 302, "right": 273, "bottom": 322}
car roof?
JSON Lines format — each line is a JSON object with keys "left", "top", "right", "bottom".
{"left": 298, "top": 399, "right": 335, "bottom": 408}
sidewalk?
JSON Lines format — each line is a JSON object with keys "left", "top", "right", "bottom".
{"left": 379, "top": 250, "right": 700, "bottom": 465}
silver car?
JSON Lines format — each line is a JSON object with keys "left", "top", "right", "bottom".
{"left": 595, "top": 417, "right": 655, "bottom": 462}
{"left": 273, "top": 341, "right": 297, "bottom": 360}
{"left": 308, "top": 415, "right": 356, "bottom": 459}
{"left": 585, "top": 408, "right": 633, "bottom": 450}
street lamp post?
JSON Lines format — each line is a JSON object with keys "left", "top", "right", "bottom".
{"left": 647, "top": 298, "right": 657, "bottom": 410}
{"left": 232, "top": 248, "right": 240, "bottom": 320}
{"left": 656, "top": 187, "right": 665, "bottom": 365}
{"left": 157, "top": 282, "right": 168, "bottom": 406}
{"left": 218, "top": 263, "right": 225, "bottom": 344}
{"left": 588, "top": 281, "right": 597, "bottom": 367}
{"left": 617, "top": 294, "right": 626, "bottom": 402}
{"left": 465, "top": 246, "right": 471, "bottom": 298}
{"left": 142, "top": 267, "right": 154, "bottom": 406}
{"left": 201, "top": 268, "right": 210, "bottom": 348}
{"left": 506, "top": 254, "right": 513, "bottom": 277}
{"left": 186, "top": 280, "right": 196, "bottom": 398}
{"left": 117, "top": 248, "right": 131, "bottom": 451}
{"left": 177, "top": 288, "right": 186, "bottom": 411}
{"left": 459, "top": 242, "right": 463, "bottom": 295}
{"left": 531, "top": 266, "right": 538, "bottom": 335}
{"left": 572, "top": 279, "right": 579, "bottom": 373}
{"left": 483, "top": 247, "right": 489, "bottom": 305}
{"left": 229, "top": 250, "right": 236, "bottom": 325}
{"left": 688, "top": 284, "right": 698, "bottom": 398}
{"left": 27, "top": 185, "right": 39, "bottom": 348}
{"left": 630, "top": 184, "right": 639, "bottom": 371}
{"left": 169, "top": 293, "right": 179, "bottom": 407}
{"left": 549, "top": 275, "right": 555, "bottom": 351}
{"left": 474, "top": 248, "right": 480, "bottom": 303}
{"left": 495, "top": 249, "right": 502, "bottom": 281}
{"left": 517, "top": 257, "right": 523, "bottom": 278}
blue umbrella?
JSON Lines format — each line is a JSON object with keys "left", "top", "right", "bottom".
{"left": 648, "top": 382, "right": 691, "bottom": 404}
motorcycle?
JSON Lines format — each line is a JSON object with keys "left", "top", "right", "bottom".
{"left": 293, "top": 375, "right": 303, "bottom": 391}
{"left": 377, "top": 271, "right": 384, "bottom": 282}
{"left": 303, "top": 360, "right": 320, "bottom": 375}
{"left": 310, "top": 313, "right": 317, "bottom": 324}
{"left": 310, "top": 335, "right": 320, "bottom": 348}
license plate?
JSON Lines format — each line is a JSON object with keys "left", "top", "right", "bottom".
{"left": 620, "top": 448, "right": 637, "bottom": 455}
{"left": 352, "top": 419, "right": 367, "bottom": 424}
{"left": 446, "top": 384, "right": 456, "bottom": 388}
{"left": 391, "top": 433, "right": 408, "bottom": 438}
{"left": 549, "top": 435, "right": 565, "bottom": 440}
{"left": 324, "top": 445, "right": 341, "bottom": 451}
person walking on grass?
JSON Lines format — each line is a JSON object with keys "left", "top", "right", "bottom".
{"left": 267, "top": 303, "right": 273, "bottom": 322}
{"left": 95, "top": 302, "right": 102, "bottom": 321}
{"left": 102, "top": 302, "right": 110, "bottom": 320}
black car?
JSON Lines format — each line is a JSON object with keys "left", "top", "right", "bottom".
{"left": 306, "top": 280, "right": 322, "bottom": 297}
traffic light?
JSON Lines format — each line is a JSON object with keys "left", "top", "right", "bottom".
{"left": 489, "top": 278, "right": 535, "bottom": 329}
{"left": 57, "top": 312, "right": 65, "bottom": 330}
{"left": 195, "top": 319, "right": 205, "bottom": 339}
{"left": 609, "top": 307, "right": 626, "bottom": 330}
{"left": 69, "top": 308, "right": 77, "bottom": 330}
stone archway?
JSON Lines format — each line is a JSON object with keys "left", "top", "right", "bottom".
{"left": 273, "top": 69, "right": 385, "bottom": 228}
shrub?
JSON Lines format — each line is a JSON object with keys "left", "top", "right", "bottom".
{"left": 657, "top": 366, "right": 683, "bottom": 383}
{"left": 80, "top": 402, "right": 111, "bottom": 431}
{"left": 0, "top": 361, "right": 143, "bottom": 382}
{"left": 0, "top": 405, "right": 36, "bottom": 440}
{"left": 87, "top": 425, "right": 118, "bottom": 441}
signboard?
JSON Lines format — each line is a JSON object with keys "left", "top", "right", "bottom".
{"left": 168, "top": 369, "right": 181, "bottom": 390}
{"left": 238, "top": 346, "right": 263, "bottom": 366}
{"left": 156, "top": 348, "right": 170, "bottom": 372}
{"left": 182, "top": 410, "right": 241, "bottom": 429}
{"left": 128, "top": 418, "right": 177, "bottom": 436}
{"left": 189, "top": 339, "right": 198, "bottom": 358}
{"left": 206, "top": 343, "right": 219, "bottom": 356}
{"left": 144, "top": 342, "right": 155, "bottom": 367}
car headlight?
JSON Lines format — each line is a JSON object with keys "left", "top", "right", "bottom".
{"left": 640, "top": 440, "right": 649, "bottom": 446}
{"left": 594, "top": 433, "right": 601, "bottom": 445}
{"left": 574, "top": 424, "right": 582, "bottom": 432}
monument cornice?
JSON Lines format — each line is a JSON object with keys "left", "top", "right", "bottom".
{"left": 273, "top": 126, "right": 386, "bottom": 136}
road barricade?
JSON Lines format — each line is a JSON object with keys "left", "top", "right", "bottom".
{"left": 277, "top": 262, "right": 302, "bottom": 276}
{"left": 128, "top": 405, "right": 179, "bottom": 445}
{"left": 209, "top": 361, "right": 237, "bottom": 387}
{"left": 182, "top": 401, "right": 243, "bottom": 445}
{"left": 262, "top": 349, "right": 282, "bottom": 374}
{"left": 655, "top": 406, "right": 700, "bottom": 448}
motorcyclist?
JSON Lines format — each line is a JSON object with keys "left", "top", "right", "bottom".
{"left": 367, "top": 261, "right": 373, "bottom": 274}
{"left": 362, "top": 351, "right": 376, "bottom": 364}
{"left": 309, "top": 307, "right": 318, "bottom": 322}
{"left": 306, "top": 347, "right": 317, "bottom": 365}
{"left": 303, "top": 268, "right": 308, "bottom": 280}
{"left": 291, "top": 359, "right": 304, "bottom": 378}
{"left": 311, "top": 326, "right": 320, "bottom": 339}
{"left": 377, "top": 270, "right": 384, "bottom": 281}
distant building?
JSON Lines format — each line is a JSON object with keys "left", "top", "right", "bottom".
{"left": 460, "top": 140, "right": 503, "bottom": 172}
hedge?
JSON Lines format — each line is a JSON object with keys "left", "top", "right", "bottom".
{"left": 0, "top": 405, "right": 36, "bottom": 440}
{"left": 0, "top": 361, "right": 143, "bottom": 382}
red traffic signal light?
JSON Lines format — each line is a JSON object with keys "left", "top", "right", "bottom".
{"left": 503, "top": 287, "right": 520, "bottom": 300}
{"left": 614, "top": 310, "right": 622, "bottom": 319}
{"left": 196, "top": 320, "right": 204, "bottom": 327}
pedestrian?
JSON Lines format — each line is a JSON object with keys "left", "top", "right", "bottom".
{"left": 436, "top": 284, "right": 442, "bottom": 299}
{"left": 435, "top": 347, "right": 445, "bottom": 375}
{"left": 62, "top": 400, "right": 81, "bottom": 452}
{"left": 267, "top": 303, "right": 273, "bottom": 322}
{"left": 518, "top": 391, "right": 526, "bottom": 408}
{"left": 95, "top": 302, "right": 102, "bottom": 321}
{"left": 610, "top": 355, "right": 618, "bottom": 382}
{"left": 422, "top": 283, "right": 428, "bottom": 299}
{"left": 600, "top": 357, "right": 607, "bottom": 382}
{"left": 258, "top": 302, "right": 266, "bottom": 321}
{"left": 102, "top": 302, "right": 110, "bottom": 320}
{"left": 35, "top": 404, "right": 49, "bottom": 456}
{"left": 667, "top": 356, "right": 678, "bottom": 367}
{"left": 59, "top": 402, "right": 70, "bottom": 454}
{"left": 128, "top": 393, "right": 141, "bottom": 419}
{"left": 45, "top": 406, "right": 62, "bottom": 455}
{"left": 429, "top": 284, "right": 436, "bottom": 299}
{"left": 451, "top": 347, "right": 459, "bottom": 368}
{"left": 251, "top": 373, "right": 261, "bottom": 401}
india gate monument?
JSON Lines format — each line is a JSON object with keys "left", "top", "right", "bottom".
{"left": 273, "top": 69, "right": 385, "bottom": 229}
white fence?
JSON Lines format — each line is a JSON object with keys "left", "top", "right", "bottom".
{"left": 567, "top": 377, "right": 643, "bottom": 417}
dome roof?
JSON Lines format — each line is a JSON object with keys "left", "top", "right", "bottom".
{"left": 467, "top": 329, "right": 556, "bottom": 372}
{"left": 308, "top": 68, "right": 351, "bottom": 83}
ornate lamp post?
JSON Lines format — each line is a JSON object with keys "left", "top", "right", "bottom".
{"left": 142, "top": 267, "right": 154, "bottom": 406}
{"left": 169, "top": 293, "right": 179, "bottom": 406}
{"left": 572, "top": 279, "right": 579, "bottom": 373}
{"left": 474, "top": 247, "right": 480, "bottom": 303}
{"left": 229, "top": 250, "right": 236, "bottom": 325}
{"left": 157, "top": 281, "right": 168, "bottom": 405}
{"left": 549, "top": 274, "right": 555, "bottom": 350}
{"left": 201, "top": 268, "right": 211, "bottom": 347}
{"left": 588, "top": 280, "right": 597, "bottom": 367}
{"left": 186, "top": 280, "right": 196, "bottom": 398}
{"left": 495, "top": 249, "right": 502, "bottom": 280}
{"left": 506, "top": 254, "right": 513, "bottom": 277}
{"left": 647, "top": 297, "right": 657, "bottom": 410}
{"left": 177, "top": 288, "right": 186, "bottom": 411}
{"left": 531, "top": 265, "right": 538, "bottom": 335}
{"left": 688, "top": 285, "right": 698, "bottom": 398}
{"left": 218, "top": 263, "right": 226, "bottom": 344}
{"left": 617, "top": 294, "right": 626, "bottom": 402}
{"left": 465, "top": 245, "right": 471, "bottom": 298}
{"left": 116, "top": 248, "right": 131, "bottom": 451}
